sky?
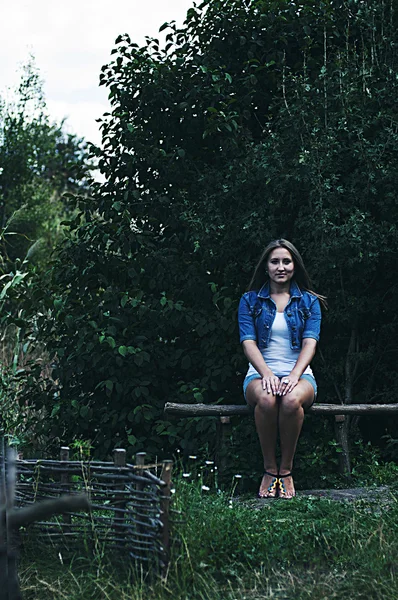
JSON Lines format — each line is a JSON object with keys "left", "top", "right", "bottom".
{"left": 0, "top": 0, "right": 194, "bottom": 146}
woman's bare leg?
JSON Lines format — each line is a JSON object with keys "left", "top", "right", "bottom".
{"left": 278, "top": 379, "right": 315, "bottom": 497}
{"left": 246, "top": 379, "right": 279, "bottom": 496}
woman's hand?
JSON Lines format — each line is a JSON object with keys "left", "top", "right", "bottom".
{"left": 261, "top": 374, "right": 281, "bottom": 395}
{"left": 279, "top": 373, "right": 300, "bottom": 396}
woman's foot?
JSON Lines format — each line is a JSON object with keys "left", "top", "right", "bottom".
{"left": 278, "top": 472, "right": 295, "bottom": 499}
{"left": 258, "top": 471, "right": 279, "bottom": 498}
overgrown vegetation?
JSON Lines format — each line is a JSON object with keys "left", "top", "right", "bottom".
{"left": 1, "top": 1, "right": 397, "bottom": 480}
{"left": 0, "top": 59, "right": 92, "bottom": 446}
{"left": 0, "top": 58, "right": 92, "bottom": 266}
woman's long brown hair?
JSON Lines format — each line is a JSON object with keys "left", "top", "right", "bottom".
{"left": 248, "top": 239, "right": 327, "bottom": 309}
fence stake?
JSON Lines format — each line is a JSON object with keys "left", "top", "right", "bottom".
{"left": 112, "top": 448, "right": 127, "bottom": 533}
{"left": 113, "top": 448, "right": 126, "bottom": 468}
{"left": 135, "top": 452, "right": 146, "bottom": 492}
{"left": 160, "top": 459, "right": 173, "bottom": 573}
{"left": 216, "top": 416, "right": 231, "bottom": 478}
{"left": 60, "top": 446, "right": 71, "bottom": 525}
{"left": 134, "top": 452, "right": 147, "bottom": 555}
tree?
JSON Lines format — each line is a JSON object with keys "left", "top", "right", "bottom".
{"left": 23, "top": 1, "right": 398, "bottom": 472}
{"left": 0, "top": 58, "right": 92, "bottom": 264}
{"left": 0, "top": 60, "right": 93, "bottom": 448}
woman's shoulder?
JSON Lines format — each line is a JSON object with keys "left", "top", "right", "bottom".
{"left": 239, "top": 289, "right": 266, "bottom": 317}
{"left": 241, "top": 289, "right": 258, "bottom": 300}
{"left": 299, "top": 290, "right": 322, "bottom": 313}
{"left": 301, "top": 289, "right": 317, "bottom": 300}
{"left": 239, "top": 290, "right": 259, "bottom": 309}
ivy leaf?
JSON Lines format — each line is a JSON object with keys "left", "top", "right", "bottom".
{"left": 106, "top": 337, "right": 116, "bottom": 349}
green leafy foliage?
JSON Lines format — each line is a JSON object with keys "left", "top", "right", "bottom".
{"left": 20, "top": 1, "right": 398, "bottom": 468}
{"left": 0, "top": 60, "right": 93, "bottom": 451}
{"left": 0, "top": 58, "right": 92, "bottom": 265}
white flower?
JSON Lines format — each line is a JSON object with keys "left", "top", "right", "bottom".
{"left": 201, "top": 485, "right": 210, "bottom": 491}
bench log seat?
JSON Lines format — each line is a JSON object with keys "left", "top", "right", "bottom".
{"left": 164, "top": 402, "right": 398, "bottom": 417}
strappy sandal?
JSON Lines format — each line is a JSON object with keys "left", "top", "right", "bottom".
{"left": 278, "top": 472, "right": 295, "bottom": 499}
{"left": 258, "top": 470, "right": 279, "bottom": 498}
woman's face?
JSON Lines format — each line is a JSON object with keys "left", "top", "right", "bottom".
{"left": 267, "top": 248, "right": 295, "bottom": 286}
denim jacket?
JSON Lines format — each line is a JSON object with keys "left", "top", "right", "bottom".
{"left": 238, "top": 281, "right": 321, "bottom": 351}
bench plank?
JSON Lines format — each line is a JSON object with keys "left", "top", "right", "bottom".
{"left": 164, "top": 402, "right": 398, "bottom": 417}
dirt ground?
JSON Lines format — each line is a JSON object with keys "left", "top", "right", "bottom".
{"left": 298, "top": 485, "right": 393, "bottom": 502}
{"left": 239, "top": 486, "right": 396, "bottom": 509}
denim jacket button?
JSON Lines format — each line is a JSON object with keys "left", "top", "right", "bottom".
{"left": 287, "top": 312, "right": 292, "bottom": 317}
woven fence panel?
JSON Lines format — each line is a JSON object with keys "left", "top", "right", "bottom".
{"left": 15, "top": 455, "right": 169, "bottom": 568}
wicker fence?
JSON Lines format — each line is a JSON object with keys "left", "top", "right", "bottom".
{"left": 14, "top": 448, "right": 173, "bottom": 571}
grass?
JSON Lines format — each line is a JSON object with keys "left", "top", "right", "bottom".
{"left": 18, "top": 476, "right": 398, "bottom": 599}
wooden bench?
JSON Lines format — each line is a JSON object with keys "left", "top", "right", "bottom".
{"left": 164, "top": 402, "right": 398, "bottom": 477}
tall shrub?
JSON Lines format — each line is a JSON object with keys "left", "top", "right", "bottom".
{"left": 24, "top": 1, "right": 398, "bottom": 468}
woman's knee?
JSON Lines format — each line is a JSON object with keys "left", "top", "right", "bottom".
{"left": 280, "top": 391, "right": 305, "bottom": 414}
{"left": 255, "top": 391, "right": 278, "bottom": 412}
{"left": 281, "top": 380, "right": 315, "bottom": 413}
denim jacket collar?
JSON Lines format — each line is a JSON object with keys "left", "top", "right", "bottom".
{"left": 257, "top": 280, "right": 303, "bottom": 300}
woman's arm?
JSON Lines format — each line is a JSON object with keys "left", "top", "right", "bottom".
{"left": 242, "top": 340, "right": 281, "bottom": 395}
{"left": 239, "top": 295, "right": 280, "bottom": 393}
{"left": 303, "top": 297, "right": 322, "bottom": 341}
{"left": 281, "top": 338, "right": 317, "bottom": 395}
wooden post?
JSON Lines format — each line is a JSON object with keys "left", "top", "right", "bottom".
{"left": 216, "top": 416, "right": 231, "bottom": 478}
{"left": 113, "top": 448, "right": 126, "bottom": 532}
{"left": 134, "top": 452, "right": 146, "bottom": 556}
{"left": 60, "top": 446, "right": 70, "bottom": 465}
{"left": 113, "top": 448, "right": 126, "bottom": 468}
{"left": 135, "top": 452, "right": 146, "bottom": 492}
{"left": 1, "top": 445, "right": 21, "bottom": 600}
{"left": 60, "top": 446, "right": 71, "bottom": 525}
{"left": 334, "top": 415, "right": 351, "bottom": 478}
{"left": 160, "top": 459, "right": 173, "bottom": 574}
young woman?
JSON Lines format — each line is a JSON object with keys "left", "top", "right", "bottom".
{"left": 238, "top": 239, "right": 326, "bottom": 498}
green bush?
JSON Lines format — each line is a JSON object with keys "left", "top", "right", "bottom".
{"left": 18, "top": 0, "right": 398, "bottom": 471}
